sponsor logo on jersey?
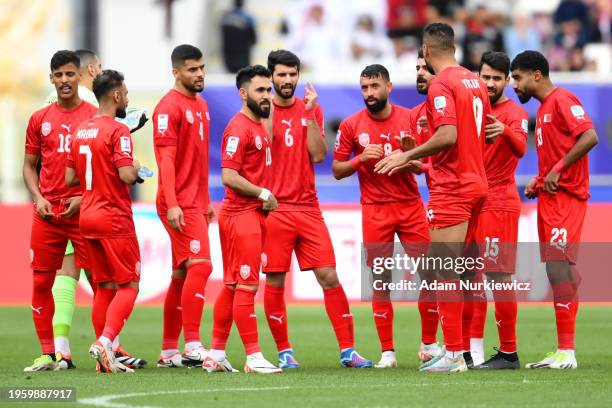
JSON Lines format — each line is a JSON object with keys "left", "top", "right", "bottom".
{"left": 380, "top": 133, "right": 390, "bottom": 141}
{"left": 434, "top": 96, "right": 447, "bottom": 113}
{"left": 190, "top": 240, "right": 201, "bottom": 254}
{"left": 157, "top": 114, "right": 168, "bottom": 131}
{"left": 543, "top": 114, "right": 552, "bottom": 123}
{"left": 281, "top": 119, "right": 292, "bottom": 127}
{"left": 358, "top": 132, "right": 370, "bottom": 147}
{"left": 225, "top": 136, "right": 239, "bottom": 158}
{"left": 185, "top": 110, "right": 194, "bottom": 124}
{"left": 521, "top": 119, "right": 528, "bottom": 133}
{"left": 41, "top": 122, "right": 51, "bottom": 136}
{"left": 61, "top": 124, "right": 71, "bottom": 132}
{"left": 240, "top": 264, "right": 251, "bottom": 279}
{"left": 120, "top": 136, "right": 131, "bottom": 153}
{"left": 255, "top": 135, "right": 263, "bottom": 150}
{"left": 570, "top": 105, "right": 585, "bottom": 120}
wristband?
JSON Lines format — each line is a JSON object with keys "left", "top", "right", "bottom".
{"left": 349, "top": 155, "right": 363, "bottom": 171}
{"left": 304, "top": 110, "right": 316, "bottom": 121}
{"left": 552, "top": 160, "right": 567, "bottom": 174}
{"left": 258, "top": 188, "right": 271, "bottom": 201}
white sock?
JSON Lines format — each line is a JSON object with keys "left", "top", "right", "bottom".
{"left": 99, "top": 336, "right": 112, "bottom": 349}
{"left": 161, "top": 349, "right": 179, "bottom": 358}
{"left": 54, "top": 336, "right": 71, "bottom": 356}
{"left": 446, "top": 350, "right": 462, "bottom": 359}
{"left": 111, "top": 336, "right": 120, "bottom": 351}
{"left": 341, "top": 348, "right": 352, "bottom": 353}
{"left": 247, "top": 351, "right": 263, "bottom": 360}
{"left": 558, "top": 349, "right": 575, "bottom": 358}
{"left": 185, "top": 341, "right": 202, "bottom": 352}
{"left": 210, "top": 349, "right": 226, "bottom": 361}
{"left": 279, "top": 348, "right": 293, "bottom": 354}
{"left": 470, "top": 338, "right": 484, "bottom": 355}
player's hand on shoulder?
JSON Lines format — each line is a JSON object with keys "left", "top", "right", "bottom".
{"left": 485, "top": 114, "right": 503, "bottom": 144}
{"left": 361, "top": 144, "right": 384, "bottom": 162}
{"left": 304, "top": 82, "right": 318, "bottom": 111}
{"left": 168, "top": 206, "right": 185, "bottom": 232}
{"left": 60, "top": 196, "right": 82, "bottom": 218}
{"left": 35, "top": 196, "right": 53, "bottom": 219}
{"left": 262, "top": 193, "right": 278, "bottom": 211}
{"left": 524, "top": 177, "right": 539, "bottom": 199}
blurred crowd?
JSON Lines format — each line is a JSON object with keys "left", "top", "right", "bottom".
{"left": 222, "top": 0, "right": 611, "bottom": 75}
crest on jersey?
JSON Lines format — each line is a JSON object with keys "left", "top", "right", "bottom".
{"left": 190, "top": 240, "right": 201, "bottom": 254}
{"left": 185, "top": 109, "right": 194, "bottom": 124}
{"left": 358, "top": 132, "right": 370, "bottom": 147}
{"left": 521, "top": 119, "right": 528, "bottom": 133}
{"left": 543, "top": 114, "right": 552, "bottom": 123}
{"left": 570, "top": 105, "right": 585, "bottom": 120}
{"left": 41, "top": 122, "right": 51, "bottom": 136}
{"left": 434, "top": 96, "right": 446, "bottom": 113}
{"left": 157, "top": 114, "right": 168, "bottom": 131}
{"left": 255, "top": 135, "right": 263, "bottom": 150}
{"left": 240, "top": 264, "right": 251, "bottom": 279}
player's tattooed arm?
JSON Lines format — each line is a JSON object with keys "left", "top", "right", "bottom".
{"left": 221, "top": 168, "right": 278, "bottom": 211}
{"left": 23, "top": 153, "right": 53, "bottom": 219}
{"left": 543, "top": 128, "right": 598, "bottom": 194}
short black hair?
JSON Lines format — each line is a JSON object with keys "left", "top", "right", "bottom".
{"left": 360, "top": 64, "right": 390, "bottom": 82}
{"left": 171, "top": 44, "right": 203, "bottom": 68}
{"left": 423, "top": 22, "right": 455, "bottom": 52}
{"left": 418, "top": 47, "right": 424, "bottom": 59}
{"left": 93, "top": 69, "right": 124, "bottom": 101}
{"left": 479, "top": 51, "right": 510, "bottom": 76}
{"left": 75, "top": 49, "right": 98, "bottom": 70}
{"left": 236, "top": 65, "right": 271, "bottom": 89}
{"left": 267, "top": 49, "right": 301, "bottom": 73}
{"left": 50, "top": 50, "right": 80, "bottom": 71}
{"left": 510, "top": 50, "right": 550, "bottom": 77}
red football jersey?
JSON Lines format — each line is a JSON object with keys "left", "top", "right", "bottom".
{"left": 220, "top": 112, "right": 271, "bottom": 215}
{"left": 481, "top": 99, "right": 528, "bottom": 213}
{"left": 67, "top": 116, "right": 135, "bottom": 238}
{"left": 268, "top": 98, "right": 324, "bottom": 211}
{"left": 409, "top": 101, "right": 431, "bottom": 145}
{"left": 333, "top": 105, "right": 420, "bottom": 204}
{"left": 425, "top": 66, "right": 491, "bottom": 196}
{"left": 153, "top": 89, "right": 210, "bottom": 214}
{"left": 25, "top": 101, "right": 97, "bottom": 203}
{"left": 535, "top": 87, "right": 593, "bottom": 200}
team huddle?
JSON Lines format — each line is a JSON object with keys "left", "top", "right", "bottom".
{"left": 23, "top": 22, "right": 598, "bottom": 374}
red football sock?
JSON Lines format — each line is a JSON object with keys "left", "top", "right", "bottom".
{"left": 181, "top": 262, "right": 212, "bottom": 344}
{"left": 264, "top": 283, "right": 291, "bottom": 351}
{"left": 418, "top": 288, "right": 439, "bottom": 344}
{"left": 211, "top": 285, "right": 234, "bottom": 350}
{"left": 436, "top": 279, "right": 463, "bottom": 352}
{"left": 372, "top": 290, "right": 394, "bottom": 351}
{"left": 461, "top": 287, "right": 475, "bottom": 352}
{"left": 552, "top": 280, "right": 577, "bottom": 350}
{"left": 32, "top": 273, "right": 55, "bottom": 354}
{"left": 233, "top": 288, "right": 260, "bottom": 355}
{"left": 92, "top": 286, "right": 116, "bottom": 338}
{"left": 493, "top": 289, "right": 517, "bottom": 353}
{"left": 324, "top": 285, "right": 354, "bottom": 350}
{"left": 162, "top": 276, "right": 184, "bottom": 350}
{"left": 101, "top": 285, "right": 138, "bottom": 341}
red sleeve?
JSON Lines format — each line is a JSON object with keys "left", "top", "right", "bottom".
{"left": 315, "top": 104, "right": 325, "bottom": 139}
{"left": 221, "top": 125, "right": 248, "bottom": 171}
{"left": 112, "top": 125, "right": 134, "bottom": 168}
{"left": 332, "top": 119, "right": 355, "bottom": 161}
{"left": 153, "top": 102, "right": 180, "bottom": 146}
{"left": 555, "top": 93, "right": 594, "bottom": 138}
{"left": 427, "top": 81, "right": 456, "bottom": 130}
{"left": 25, "top": 112, "right": 41, "bottom": 155}
{"left": 66, "top": 150, "right": 75, "bottom": 168}
{"left": 503, "top": 108, "right": 528, "bottom": 157}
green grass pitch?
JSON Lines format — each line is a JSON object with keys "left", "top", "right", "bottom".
{"left": 1, "top": 305, "right": 611, "bottom": 407}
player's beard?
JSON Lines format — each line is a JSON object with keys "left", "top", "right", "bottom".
{"left": 416, "top": 77, "right": 428, "bottom": 95}
{"left": 514, "top": 89, "right": 531, "bottom": 104}
{"left": 184, "top": 78, "right": 204, "bottom": 93}
{"left": 364, "top": 96, "right": 387, "bottom": 114}
{"left": 489, "top": 87, "right": 504, "bottom": 104}
{"left": 247, "top": 96, "right": 271, "bottom": 118}
{"left": 116, "top": 106, "right": 127, "bottom": 119}
{"left": 274, "top": 82, "right": 296, "bottom": 100}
